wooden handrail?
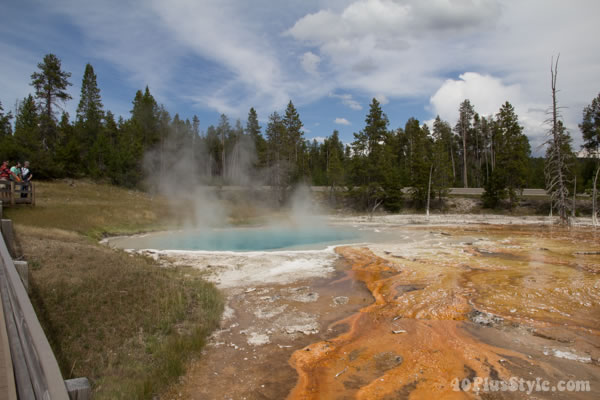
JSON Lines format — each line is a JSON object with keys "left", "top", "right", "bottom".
{"left": 0, "top": 181, "right": 35, "bottom": 206}
{"left": 0, "top": 221, "right": 69, "bottom": 399}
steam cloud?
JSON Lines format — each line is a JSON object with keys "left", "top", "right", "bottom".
{"left": 142, "top": 131, "right": 325, "bottom": 230}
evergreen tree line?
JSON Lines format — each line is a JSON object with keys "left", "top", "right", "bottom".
{"left": 0, "top": 54, "right": 598, "bottom": 211}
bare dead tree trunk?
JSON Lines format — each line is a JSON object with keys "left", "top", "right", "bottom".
{"left": 462, "top": 128, "right": 468, "bottom": 188}
{"left": 491, "top": 138, "right": 495, "bottom": 171}
{"left": 221, "top": 130, "right": 225, "bottom": 181}
{"left": 484, "top": 139, "right": 489, "bottom": 182}
{"left": 475, "top": 129, "right": 481, "bottom": 187}
{"left": 426, "top": 164, "right": 433, "bottom": 218}
{"left": 592, "top": 170, "right": 598, "bottom": 226}
{"left": 368, "top": 197, "right": 384, "bottom": 221}
{"left": 450, "top": 146, "right": 456, "bottom": 181}
{"left": 572, "top": 176, "right": 576, "bottom": 218}
{"left": 545, "top": 55, "right": 570, "bottom": 225}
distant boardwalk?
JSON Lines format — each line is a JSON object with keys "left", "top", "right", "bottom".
{"left": 0, "top": 182, "right": 35, "bottom": 206}
{"left": 214, "top": 186, "right": 550, "bottom": 197}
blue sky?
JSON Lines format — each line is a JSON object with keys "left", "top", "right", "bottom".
{"left": 1, "top": 0, "right": 599, "bottom": 154}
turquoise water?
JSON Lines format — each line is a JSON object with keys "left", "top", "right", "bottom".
{"left": 112, "top": 225, "right": 362, "bottom": 251}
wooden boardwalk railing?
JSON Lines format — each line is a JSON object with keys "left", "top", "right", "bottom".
{"left": 0, "top": 218, "right": 69, "bottom": 399}
{"left": 0, "top": 181, "right": 35, "bottom": 206}
{"left": 0, "top": 202, "right": 90, "bottom": 399}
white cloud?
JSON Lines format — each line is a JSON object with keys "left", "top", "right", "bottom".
{"left": 429, "top": 72, "right": 549, "bottom": 154}
{"left": 288, "top": 0, "right": 500, "bottom": 44}
{"left": 301, "top": 52, "right": 321, "bottom": 75}
{"left": 334, "top": 117, "right": 351, "bottom": 125}
{"left": 375, "top": 94, "right": 389, "bottom": 105}
{"left": 430, "top": 73, "right": 521, "bottom": 121}
{"left": 287, "top": 0, "right": 503, "bottom": 99}
{"left": 329, "top": 93, "right": 362, "bottom": 110}
{"left": 311, "top": 136, "right": 326, "bottom": 143}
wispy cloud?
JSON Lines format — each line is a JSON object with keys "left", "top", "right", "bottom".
{"left": 334, "top": 117, "right": 351, "bottom": 125}
{"left": 375, "top": 94, "right": 389, "bottom": 105}
{"left": 329, "top": 93, "right": 362, "bottom": 110}
{"left": 301, "top": 52, "right": 320, "bottom": 76}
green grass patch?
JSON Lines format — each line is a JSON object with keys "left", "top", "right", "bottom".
{"left": 5, "top": 180, "right": 223, "bottom": 399}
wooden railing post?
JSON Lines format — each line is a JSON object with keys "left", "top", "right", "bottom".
{"left": 65, "top": 377, "right": 91, "bottom": 400}
{"left": 13, "top": 261, "right": 28, "bottom": 292}
{"left": 0, "top": 220, "right": 15, "bottom": 259}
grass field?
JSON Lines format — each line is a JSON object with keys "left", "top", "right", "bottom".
{"left": 4, "top": 180, "right": 224, "bottom": 399}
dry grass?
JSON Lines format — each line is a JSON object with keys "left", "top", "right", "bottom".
{"left": 5, "top": 180, "right": 184, "bottom": 238}
{"left": 4, "top": 180, "right": 223, "bottom": 399}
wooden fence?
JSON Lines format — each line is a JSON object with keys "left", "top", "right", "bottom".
{"left": 0, "top": 181, "right": 35, "bottom": 206}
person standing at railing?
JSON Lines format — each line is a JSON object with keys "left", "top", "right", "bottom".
{"left": 21, "top": 161, "right": 33, "bottom": 198}
{"left": 0, "top": 160, "right": 10, "bottom": 180}
{"left": 10, "top": 161, "right": 22, "bottom": 182}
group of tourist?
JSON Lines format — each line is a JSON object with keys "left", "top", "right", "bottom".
{"left": 0, "top": 160, "right": 33, "bottom": 198}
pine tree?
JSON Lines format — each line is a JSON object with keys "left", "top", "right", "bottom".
{"left": 89, "top": 111, "right": 119, "bottom": 179}
{"left": 283, "top": 101, "right": 305, "bottom": 179}
{"left": 0, "top": 101, "right": 13, "bottom": 137}
{"left": 30, "top": 53, "right": 72, "bottom": 151}
{"left": 433, "top": 116, "right": 456, "bottom": 184}
{"left": 77, "top": 64, "right": 103, "bottom": 125}
{"left": 324, "top": 130, "right": 345, "bottom": 201}
{"left": 431, "top": 117, "right": 453, "bottom": 202}
{"left": 454, "top": 99, "right": 475, "bottom": 187}
{"left": 114, "top": 117, "right": 143, "bottom": 187}
{"left": 216, "top": 114, "right": 231, "bottom": 180}
{"left": 76, "top": 63, "right": 104, "bottom": 147}
{"left": 579, "top": 92, "right": 600, "bottom": 224}
{"left": 0, "top": 101, "right": 16, "bottom": 162}
{"left": 246, "top": 107, "right": 267, "bottom": 168}
{"left": 265, "top": 111, "right": 289, "bottom": 202}
{"left": 482, "top": 102, "right": 530, "bottom": 207}
{"left": 580, "top": 93, "right": 600, "bottom": 156}
{"left": 406, "top": 118, "right": 432, "bottom": 207}
{"left": 55, "top": 112, "right": 77, "bottom": 177}
{"left": 350, "top": 98, "right": 400, "bottom": 215}
{"left": 14, "top": 95, "right": 41, "bottom": 160}
{"left": 496, "top": 101, "right": 530, "bottom": 204}
{"left": 130, "top": 86, "right": 159, "bottom": 147}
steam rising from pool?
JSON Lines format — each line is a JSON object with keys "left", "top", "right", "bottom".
{"left": 137, "top": 124, "right": 361, "bottom": 252}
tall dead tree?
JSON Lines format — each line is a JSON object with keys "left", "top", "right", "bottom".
{"left": 544, "top": 55, "right": 571, "bottom": 225}
{"left": 593, "top": 167, "right": 599, "bottom": 226}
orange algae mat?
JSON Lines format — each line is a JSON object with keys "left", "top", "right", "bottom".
{"left": 288, "top": 226, "right": 600, "bottom": 399}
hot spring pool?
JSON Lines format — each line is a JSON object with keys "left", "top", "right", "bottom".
{"left": 108, "top": 225, "right": 364, "bottom": 252}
